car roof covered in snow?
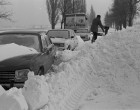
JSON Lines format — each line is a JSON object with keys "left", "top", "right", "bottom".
{"left": 0, "top": 29, "right": 48, "bottom": 35}
{"left": 48, "top": 29, "right": 73, "bottom": 31}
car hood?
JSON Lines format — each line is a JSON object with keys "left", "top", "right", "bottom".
{"left": 0, "top": 43, "right": 39, "bottom": 71}
{"left": 51, "top": 38, "right": 68, "bottom": 44}
{"left": 0, "top": 43, "right": 39, "bottom": 62}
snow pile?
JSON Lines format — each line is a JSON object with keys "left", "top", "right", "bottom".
{"left": 0, "top": 43, "right": 38, "bottom": 62}
{"left": 49, "top": 26, "right": 140, "bottom": 109}
{"left": 76, "top": 35, "right": 85, "bottom": 48}
{"left": 0, "top": 87, "right": 28, "bottom": 110}
{"left": 58, "top": 50, "right": 80, "bottom": 62}
{"left": 87, "top": 29, "right": 140, "bottom": 93}
{"left": 47, "top": 49, "right": 95, "bottom": 110}
{"left": 0, "top": 85, "right": 5, "bottom": 96}
{"left": 77, "top": 28, "right": 140, "bottom": 109}
{"left": 22, "top": 72, "right": 49, "bottom": 110}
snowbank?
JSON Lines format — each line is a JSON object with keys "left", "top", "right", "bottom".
{"left": 22, "top": 72, "right": 49, "bottom": 110}
{"left": 0, "top": 85, "right": 5, "bottom": 96}
{"left": 76, "top": 35, "right": 85, "bottom": 48}
{"left": 0, "top": 87, "right": 28, "bottom": 110}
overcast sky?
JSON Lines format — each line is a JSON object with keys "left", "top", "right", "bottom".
{"left": 0, "top": 0, "right": 113, "bottom": 29}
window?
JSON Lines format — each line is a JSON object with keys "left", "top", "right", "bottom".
{"left": 0, "top": 33, "right": 40, "bottom": 52}
{"left": 47, "top": 30, "right": 69, "bottom": 39}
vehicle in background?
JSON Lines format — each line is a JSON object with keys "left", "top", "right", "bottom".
{"left": 47, "top": 29, "right": 78, "bottom": 51}
{"left": 75, "top": 28, "right": 92, "bottom": 41}
{"left": 0, "top": 30, "right": 56, "bottom": 89}
{"left": 64, "top": 13, "right": 88, "bottom": 30}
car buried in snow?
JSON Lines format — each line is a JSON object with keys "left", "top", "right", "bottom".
{"left": 0, "top": 29, "right": 57, "bottom": 89}
{"left": 46, "top": 29, "right": 78, "bottom": 51}
{"left": 75, "top": 28, "right": 92, "bottom": 41}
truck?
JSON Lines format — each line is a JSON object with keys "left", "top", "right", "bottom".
{"left": 64, "top": 13, "right": 88, "bottom": 31}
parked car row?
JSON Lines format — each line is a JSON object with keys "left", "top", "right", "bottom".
{"left": 0, "top": 28, "right": 82, "bottom": 89}
{"left": 0, "top": 27, "right": 91, "bottom": 89}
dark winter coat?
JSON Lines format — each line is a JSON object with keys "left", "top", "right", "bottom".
{"left": 90, "top": 17, "right": 104, "bottom": 33}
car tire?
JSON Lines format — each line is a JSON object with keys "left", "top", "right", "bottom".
{"left": 38, "top": 68, "right": 44, "bottom": 75}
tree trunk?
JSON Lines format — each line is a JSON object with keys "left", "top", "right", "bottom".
{"left": 61, "top": 17, "right": 64, "bottom": 29}
{"left": 61, "top": 21, "right": 63, "bottom": 29}
{"left": 128, "top": 17, "right": 133, "bottom": 26}
{"left": 52, "top": 24, "right": 55, "bottom": 29}
{"left": 51, "top": 22, "right": 55, "bottom": 29}
{"left": 123, "top": 23, "right": 126, "bottom": 28}
{"left": 123, "top": 19, "right": 127, "bottom": 28}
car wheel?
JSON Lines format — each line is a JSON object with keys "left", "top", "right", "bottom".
{"left": 38, "top": 68, "right": 44, "bottom": 75}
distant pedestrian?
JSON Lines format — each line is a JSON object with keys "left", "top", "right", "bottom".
{"left": 90, "top": 15, "right": 104, "bottom": 43}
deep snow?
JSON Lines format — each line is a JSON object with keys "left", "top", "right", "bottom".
{"left": 0, "top": 25, "right": 140, "bottom": 110}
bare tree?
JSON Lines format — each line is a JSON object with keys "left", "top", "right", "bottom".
{"left": 46, "top": 0, "right": 60, "bottom": 29}
{"left": 74, "top": 0, "right": 86, "bottom": 13}
{"left": 104, "top": 12, "right": 111, "bottom": 27}
{"left": 0, "top": 0, "right": 12, "bottom": 21}
{"left": 59, "top": 0, "right": 73, "bottom": 29}
{"left": 127, "top": 0, "right": 140, "bottom": 26}
{"left": 105, "top": 0, "right": 140, "bottom": 30}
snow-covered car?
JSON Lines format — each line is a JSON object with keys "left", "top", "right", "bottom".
{"left": 47, "top": 29, "right": 78, "bottom": 51}
{"left": 0, "top": 30, "right": 56, "bottom": 88}
{"left": 75, "top": 28, "right": 92, "bottom": 41}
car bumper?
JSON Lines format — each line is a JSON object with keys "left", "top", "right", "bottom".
{"left": 0, "top": 79, "right": 26, "bottom": 89}
{"left": 1, "top": 83, "right": 24, "bottom": 89}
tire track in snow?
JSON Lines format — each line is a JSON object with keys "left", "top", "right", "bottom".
{"left": 59, "top": 72, "right": 94, "bottom": 110}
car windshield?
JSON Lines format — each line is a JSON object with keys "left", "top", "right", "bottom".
{"left": 47, "top": 30, "right": 69, "bottom": 39}
{"left": 76, "top": 29, "right": 88, "bottom": 33}
{"left": 0, "top": 33, "right": 40, "bottom": 52}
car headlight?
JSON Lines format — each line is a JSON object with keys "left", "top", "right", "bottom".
{"left": 15, "top": 69, "right": 30, "bottom": 80}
